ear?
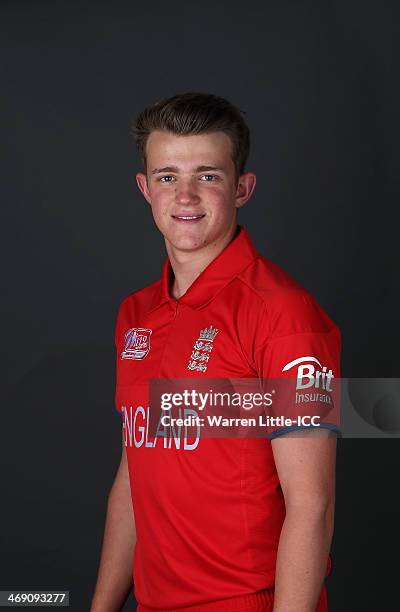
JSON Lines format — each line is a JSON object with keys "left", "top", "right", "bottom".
{"left": 135, "top": 172, "right": 152, "bottom": 206}
{"left": 234, "top": 172, "right": 257, "bottom": 209}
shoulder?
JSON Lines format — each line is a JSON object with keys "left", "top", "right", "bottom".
{"left": 114, "top": 279, "right": 161, "bottom": 346}
{"left": 118, "top": 278, "right": 161, "bottom": 313}
{"left": 237, "top": 254, "right": 339, "bottom": 340}
{"left": 241, "top": 256, "right": 342, "bottom": 381}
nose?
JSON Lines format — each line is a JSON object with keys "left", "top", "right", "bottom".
{"left": 175, "top": 179, "right": 201, "bottom": 207}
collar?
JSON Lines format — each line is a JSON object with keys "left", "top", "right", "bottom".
{"left": 147, "top": 225, "right": 260, "bottom": 313}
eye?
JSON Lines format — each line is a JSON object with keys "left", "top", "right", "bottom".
{"left": 159, "top": 175, "right": 174, "bottom": 183}
{"left": 200, "top": 175, "right": 217, "bottom": 181}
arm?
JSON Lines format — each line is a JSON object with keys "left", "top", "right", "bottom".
{"left": 271, "top": 428, "right": 337, "bottom": 612}
{"left": 90, "top": 430, "right": 136, "bottom": 612}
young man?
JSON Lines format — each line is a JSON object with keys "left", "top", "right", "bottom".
{"left": 91, "top": 93, "right": 341, "bottom": 612}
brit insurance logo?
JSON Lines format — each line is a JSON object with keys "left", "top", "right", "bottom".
{"left": 282, "top": 356, "right": 334, "bottom": 392}
{"left": 121, "top": 328, "right": 152, "bottom": 360}
{"left": 187, "top": 325, "right": 219, "bottom": 373}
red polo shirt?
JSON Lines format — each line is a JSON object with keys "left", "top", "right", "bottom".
{"left": 114, "top": 226, "right": 341, "bottom": 611}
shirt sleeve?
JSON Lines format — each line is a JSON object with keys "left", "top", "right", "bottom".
{"left": 254, "top": 288, "right": 341, "bottom": 439}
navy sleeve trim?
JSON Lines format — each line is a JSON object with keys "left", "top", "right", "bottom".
{"left": 268, "top": 422, "right": 342, "bottom": 439}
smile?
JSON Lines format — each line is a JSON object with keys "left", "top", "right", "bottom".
{"left": 172, "top": 214, "right": 206, "bottom": 222}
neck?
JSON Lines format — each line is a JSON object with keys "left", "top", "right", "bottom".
{"left": 166, "top": 225, "right": 240, "bottom": 300}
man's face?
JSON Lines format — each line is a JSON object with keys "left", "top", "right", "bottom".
{"left": 135, "top": 130, "right": 255, "bottom": 256}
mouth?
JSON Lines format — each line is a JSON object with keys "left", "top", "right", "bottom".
{"left": 171, "top": 214, "right": 206, "bottom": 223}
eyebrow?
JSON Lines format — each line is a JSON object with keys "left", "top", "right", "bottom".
{"left": 151, "top": 165, "right": 225, "bottom": 175}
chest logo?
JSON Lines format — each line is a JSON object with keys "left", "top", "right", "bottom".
{"left": 187, "top": 325, "right": 219, "bottom": 373}
{"left": 121, "top": 328, "right": 152, "bottom": 360}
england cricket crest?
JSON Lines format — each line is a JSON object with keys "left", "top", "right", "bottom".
{"left": 121, "top": 328, "right": 152, "bottom": 360}
{"left": 187, "top": 325, "right": 219, "bottom": 373}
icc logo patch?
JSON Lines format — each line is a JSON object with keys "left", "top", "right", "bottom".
{"left": 121, "top": 328, "right": 152, "bottom": 360}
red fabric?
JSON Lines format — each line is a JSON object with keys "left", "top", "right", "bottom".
{"left": 137, "top": 583, "right": 328, "bottom": 611}
{"left": 115, "top": 226, "right": 340, "bottom": 610}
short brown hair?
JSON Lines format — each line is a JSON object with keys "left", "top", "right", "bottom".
{"left": 132, "top": 92, "right": 250, "bottom": 184}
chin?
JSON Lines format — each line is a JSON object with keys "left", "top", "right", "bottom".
{"left": 163, "top": 226, "right": 208, "bottom": 252}
{"left": 170, "top": 237, "right": 206, "bottom": 252}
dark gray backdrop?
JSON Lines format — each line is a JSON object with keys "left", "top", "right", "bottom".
{"left": 1, "top": 1, "right": 399, "bottom": 610}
